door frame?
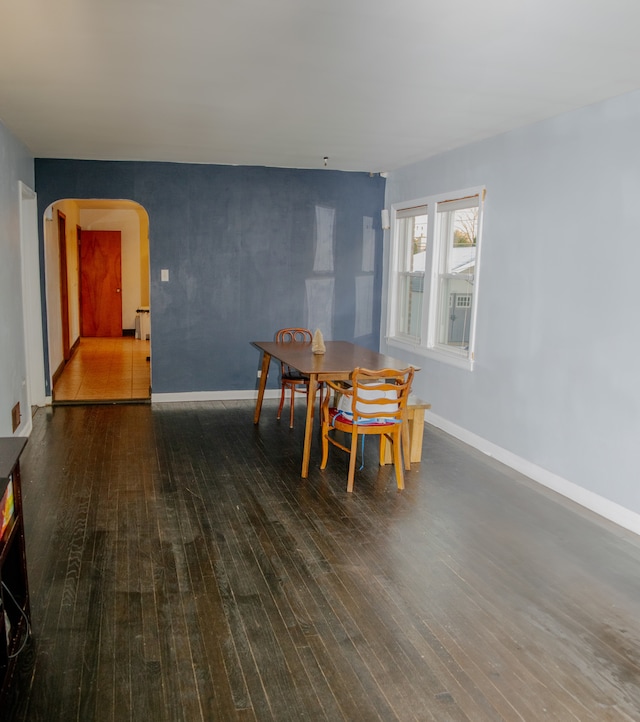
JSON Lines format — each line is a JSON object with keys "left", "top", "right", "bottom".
{"left": 43, "top": 199, "right": 151, "bottom": 400}
{"left": 57, "top": 210, "right": 71, "bottom": 361}
{"left": 19, "top": 181, "right": 47, "bottom": 413}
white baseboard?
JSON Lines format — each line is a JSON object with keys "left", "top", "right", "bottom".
{"left": 16, "top": 417, "right": 33, "bottom": 437}
{"left": 426, "top": 411, "right": 640, "bottom": 537}
{"left": 151, "top": 389, "right": 281, "bottom": 403}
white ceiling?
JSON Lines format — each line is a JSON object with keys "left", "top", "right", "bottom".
{"left": 2, "top": 0, "right": 640, "bottom": 173}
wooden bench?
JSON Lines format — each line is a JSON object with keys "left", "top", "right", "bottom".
{"left": 381, "top": 396, "right": 431, "bottom": 465}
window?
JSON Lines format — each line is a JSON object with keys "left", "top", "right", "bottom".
{"left": 387, "top": 188, "right": 484, "bottom": 370}
{"left": 394, "top": 206, "right": 427, "bottom": 340}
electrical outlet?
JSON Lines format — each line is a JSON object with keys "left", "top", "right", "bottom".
{"left": 11, "top": 402, "right": 20, "bottom": 432}
{"left": 257, "top": 370, "right": 262, "bottom": 378}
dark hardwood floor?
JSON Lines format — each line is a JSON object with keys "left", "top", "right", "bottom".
{"left": 3, "top": 400, "right": 640, "bottom": 721}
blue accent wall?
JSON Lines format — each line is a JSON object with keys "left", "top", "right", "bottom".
{"left": 35, "top": 160, "right": 385, "bottom": 394}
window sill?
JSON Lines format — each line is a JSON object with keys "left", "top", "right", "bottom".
{"left": 386, "top": 336, "right": 474, "bottom": 371}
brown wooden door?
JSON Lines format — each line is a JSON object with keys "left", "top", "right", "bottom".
{"left": 80, "top": 230, "right": 122, "bottom": 337}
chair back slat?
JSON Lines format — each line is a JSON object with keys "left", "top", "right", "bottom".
{"left": 276, "top": 328, "right": 312, "bottom": 344}
{"left": 331, "top": 367, "right": 414, "bottom": 425}
{"left": 276, "top": 328, "right": 313, "bottom": 377}
{"left": 352, "top": 367, "right": 413, "bottom": 424}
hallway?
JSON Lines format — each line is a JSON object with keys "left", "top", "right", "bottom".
{"left": 52, "top": 336, "right": 151, "bottom": 402}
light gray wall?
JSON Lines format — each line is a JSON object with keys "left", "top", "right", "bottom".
{"left": 0, "top": 119, "right": 35, "bottom": 436}
{"left": 382, "top": 89, "right": 640, "bottom": 520}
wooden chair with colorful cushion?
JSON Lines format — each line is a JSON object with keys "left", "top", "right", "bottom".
{"left": 275, "top": 328, "right": 322, "bottom": 428}
{"left": 320, "top": 366, "right": 414, "bottom": 492}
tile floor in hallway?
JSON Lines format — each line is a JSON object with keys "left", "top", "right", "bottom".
{"left": 52, "top": 336, "right": 151, "bottom": 402}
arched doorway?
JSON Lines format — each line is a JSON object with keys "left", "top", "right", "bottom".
{"left": 43, "top": 199, "right": 151, "bottom": 403}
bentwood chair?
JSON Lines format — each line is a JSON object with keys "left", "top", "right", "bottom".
{"left": 275, "top": 328, "right": 323, "bottom": 428}
{"left": 320, "top": 366, "right": 414, "bottom": 492}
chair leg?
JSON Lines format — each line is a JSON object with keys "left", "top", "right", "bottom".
{"left": 379, "top": 434, "right": 387, "bottom": 466}
{"left": 379, "top": 426, "right": 408, "bottom": 468}
{"left": 320, "top": 419, "right": 329, "bottom": 470}
{"left": 277, "top": 383, "right": 286, "bottom": 420}
{"left": 347, "top": 429, "right": 359, "bottom": 492}
{"left": 402, "top": 417, "right": 411, "bottom": 471}
{"left": 393, "top": 428, "right": 405, "bottom": 490}
{"left": 289, "top": 385, "right": 295, "bottom": 428}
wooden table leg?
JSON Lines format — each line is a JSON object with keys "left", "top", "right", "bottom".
{"left": 409, "top": 407, "right": 425, "bottom": 463}
{"left": 253, "top": 352, "right": 271, "bottom": 424}
{"left": 301, "top": 374, "right": 318, "bottom": 478}
{"left": 381, "top": 405, "right": 429, "bottom": 464}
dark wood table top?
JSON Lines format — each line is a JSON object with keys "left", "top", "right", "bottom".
{"left": 252, "top": 340, "right": 417, "bottom": 377}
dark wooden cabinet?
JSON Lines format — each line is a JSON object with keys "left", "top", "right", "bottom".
{"left": 0, "top": 437, "right": 30, "bottom": 704}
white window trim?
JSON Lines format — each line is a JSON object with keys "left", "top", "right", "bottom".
{"left": 385, "top": 185, "right": 485, "bottom": 371}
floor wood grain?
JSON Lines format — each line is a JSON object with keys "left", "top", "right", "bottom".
{"left": 3, "top": 400, "right": 640, "bottom": 721}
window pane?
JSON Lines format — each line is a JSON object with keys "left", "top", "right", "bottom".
{"left": 439, "top": 206, "right": 477, "bottom": 275}
{"left": 437, "top": 279, "right": 473, "bottom": 348}
{"left": 436, "top": 203, "right": 478, "bottom": 351}
{"left": 397, "top": 274, "right": 423, "bottom": 338}
{"left": 397, "top": 214, "right": 428, "bottom": 272}
{"left": 395, "top": 212, "right": 427, "bottom": 339}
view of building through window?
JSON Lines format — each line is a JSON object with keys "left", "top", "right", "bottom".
{"left": 436, "top": 204, "right": 478, "bottom": 349}
{"left": 389, "top": 190, "right": 483, "bottom": 367}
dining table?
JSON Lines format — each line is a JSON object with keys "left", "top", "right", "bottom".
{"left": 252, "top": 339, "right": 418, "bottom": 478}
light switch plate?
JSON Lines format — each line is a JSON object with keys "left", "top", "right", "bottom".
{"left": 161, "top": 269, "right": 169, "bottom": 282}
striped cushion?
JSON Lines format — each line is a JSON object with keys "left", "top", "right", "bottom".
{"left": 329, "top": 407, "right": 395, "bottom": 427}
